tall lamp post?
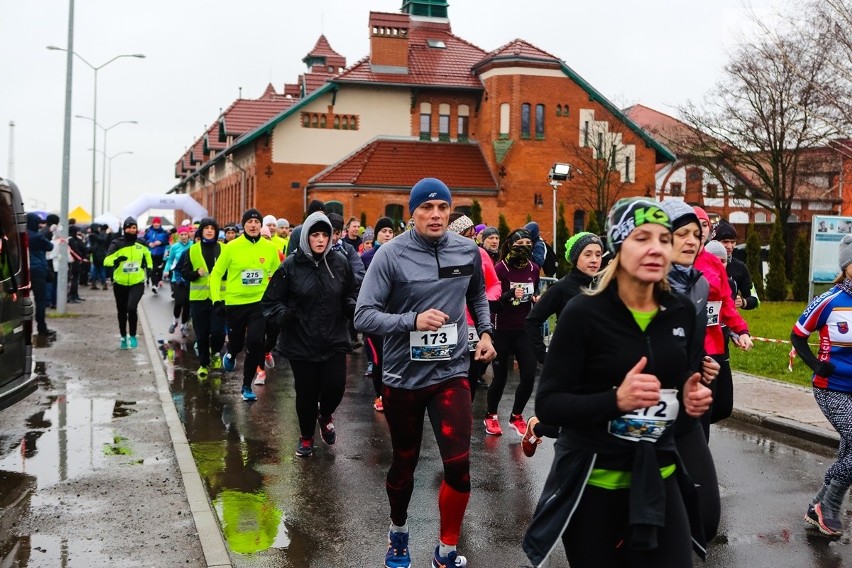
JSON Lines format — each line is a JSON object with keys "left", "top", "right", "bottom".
{"left": 47, "top": 46, "right": 144, "bottom": 220}
{"left": 548, "top": 163, "right": 573, "bottom": 246}
{"left": 105, "top": 151, "right": 133, "bottom": 213}
{"left": 76, "top": 116, "right": 136, "bottom": 215}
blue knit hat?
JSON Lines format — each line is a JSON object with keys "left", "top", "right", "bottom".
{"left": 409, "top": 178, "right": 452, "bottom": 215}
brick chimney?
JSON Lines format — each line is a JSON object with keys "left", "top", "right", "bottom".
{"left": 369, "top": 12, "right": 410, "bottom": 73}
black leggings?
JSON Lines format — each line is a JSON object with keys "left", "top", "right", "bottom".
{"left": 701, "top": 354, "right": 733, "bottom": 440}
{"left": 225, "top": 303, "right": 267, "bottom": 387}
{"left": 676, "top": 421, "right": 720, "bottom": 540}
{"left": 289, "top": 353, "right": 347, "bottom": 438}
{"left": 113, "top": 282, "right": 144, "bottom": 337}
{"left": 383, "top": 377, "right": 472, "bottom": 526}
{"left": 563, "top": 476, "right": 693, "bottom": 568}
{"left": 365, "top": 334, "right": 383, "bottom": 397}
{"left": 172, "top": 282, "right": 190, "bottom": 323}
{"left": 488, "top": 328, "right": 537, "bottom": 416}
{"left": 190, "top": 300, "right": 226, "bottom": 367}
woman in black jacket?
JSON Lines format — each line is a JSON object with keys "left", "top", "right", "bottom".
{"left": 523, "top": 198, "right": 713, "bottom": 568}
{"left": 261, "top": 212, "right": 358, "bottom": 459}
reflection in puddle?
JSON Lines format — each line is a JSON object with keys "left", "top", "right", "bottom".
{"left": 215, "top": 489, "right": 287, "bottom": 554}
{"left": 0, "top": 533, "right": 113, "bottom": 566}
{"left": 0, "top": 392, "right": 135, "bottom": 493}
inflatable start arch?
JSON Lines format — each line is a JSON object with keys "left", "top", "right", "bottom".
{"left": 121, "top": 194, "right": 208, "bottom": 223}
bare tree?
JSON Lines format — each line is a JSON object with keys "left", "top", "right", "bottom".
{"left": 679, "top": 22, "right": 843, "bottom": 271}
{"left": 562, "top": 115, "right": 649, "bottom": 227}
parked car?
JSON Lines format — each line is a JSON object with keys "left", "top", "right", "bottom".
{"left": 0, "top": 177, "right": 36, "bottom": 410}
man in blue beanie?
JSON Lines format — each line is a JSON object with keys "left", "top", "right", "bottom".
{"left": 355, "top": 177, "right": 496, "bottom": 568}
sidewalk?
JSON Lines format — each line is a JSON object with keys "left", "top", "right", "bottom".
{"left": 731, "top": 371, "right": 840, "bottom": 446}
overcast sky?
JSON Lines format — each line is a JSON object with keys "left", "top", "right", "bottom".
{"left": 0, "top": 0, "right": 779, "bottom": 222}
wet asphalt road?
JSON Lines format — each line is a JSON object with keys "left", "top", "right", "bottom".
{"left": 1, "top": 289, "right": 850, "bottom": 567}
{"left": 139, "top": 293, "right": 852, "bottom": 568}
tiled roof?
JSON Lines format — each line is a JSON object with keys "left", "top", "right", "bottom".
{"left": 189, "top": 136, "right": 205, "bottom": 164}
{"left": 476, "top": 38, "right": 561, "bottom": 68}
{"left": 219, "top": 97, "right": 296, "bottom": 141}
{"left": 623, "top": 104, "right": 701, "bottom": 154}
{"left": 303, "top": 72, "right": 330, "bottom": 96}
{"left": 310, "top": 138, "right": 496, "bottom": 191}
{"left": 369, "top": 11, "right": 410, "bottom": 28}
{"left": 335, "top": 17, "right": 486, "bottom": 89}
{"left": 203, "top": 123, "right": 225, "bottom": 154}
{"left": 305, "top": 34, "right": 346, "bottom": 68}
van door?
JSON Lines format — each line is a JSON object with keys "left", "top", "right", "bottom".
{"left": 0, "top": 184, "right": 27, "bottom": 390}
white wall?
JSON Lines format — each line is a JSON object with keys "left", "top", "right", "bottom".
{"left": 271, "top": 86, "right": 412, "bottom": 165}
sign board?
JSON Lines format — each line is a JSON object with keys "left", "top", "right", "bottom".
{"left": 809, "top": 215, "right": 852, "bottom": 298}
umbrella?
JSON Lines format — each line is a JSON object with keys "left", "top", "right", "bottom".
{"left": 93, "top": 212, "right": 121, "bottom": 232}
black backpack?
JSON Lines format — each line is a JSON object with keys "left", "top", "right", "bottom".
{"left": 541, "top": 241, "right": 558, "bottom": 277}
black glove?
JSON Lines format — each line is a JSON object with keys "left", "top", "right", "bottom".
{"left": 114, "top": 255, "right": 128, "bottom": 263}
{"left": 815, "top": 361, "right": 836, "bottom": 378}
{"left": 213, "top": 301, "right": 227, "bottom": 318}
{"left": 343, "top": 302, "right": 355, "bottom": 321}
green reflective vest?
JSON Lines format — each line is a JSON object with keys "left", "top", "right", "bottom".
{"left": 188, "top": 242, "right": 224, "bottom": 302}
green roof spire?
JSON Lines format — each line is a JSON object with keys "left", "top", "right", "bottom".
{"left": 401, "top": 0, "right": 449, "bottom": 18}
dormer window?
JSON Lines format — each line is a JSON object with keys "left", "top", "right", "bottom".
{"left": 426, "top": 39, "right": 447, "bottom": 49}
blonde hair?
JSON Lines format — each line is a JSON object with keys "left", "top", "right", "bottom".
{"left": 584, "top": 252, "right": 671, "bottom": 296}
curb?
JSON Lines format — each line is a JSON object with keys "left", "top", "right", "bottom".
{"left": 139, "top": 303, "right": 233, "bottom": 568}
{"left": 729, "top": 407, "right": 840, "bottom": 448}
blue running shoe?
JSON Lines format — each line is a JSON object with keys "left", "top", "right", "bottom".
{"left": 129, "top": 336, "right": 138, "bottom": 349}
{"left": 241, "top": 386, "right": 256, "bottom": 402}
{"left": 120, "top": 336, "right": 129, "bottom": 350}
{"left": 432, "top": 545, "right": 467, "bottom": 568}
{"left": 385, "top": 531, "right": 411, "bottom": 568}
{"left": 222, "top": 352, "right": 236, "bottom": 372}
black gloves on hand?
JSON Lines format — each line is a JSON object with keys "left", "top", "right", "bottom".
{"left": 114, "top": 255, "right": 128, "bottom": 263}
{"left": 816, "top": 361, "right": 836, "bottom": 378}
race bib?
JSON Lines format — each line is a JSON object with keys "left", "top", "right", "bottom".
{"left": 509, "top": 281, "right": 535, "bottom": 303}
{"left": 467, "top": 325, "right": 480, "bottom": 352}
{"left": 122, "top": 261, "right": 140, "bottom": 273}
{"left": 608, "top": 389, "right": 679, "bottom": 443}
{"left": 410, "top": 323, "right": 458, "bottom": 361}
{"left": 241, "top": 269, "right": 263, "bottom": 286}
{"left": 706, "top": 301, "right": 722, "bottom": 326}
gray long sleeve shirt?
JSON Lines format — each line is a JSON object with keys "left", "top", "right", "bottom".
{"left": 354, "top": 229, "right": 493, "bottom": 390}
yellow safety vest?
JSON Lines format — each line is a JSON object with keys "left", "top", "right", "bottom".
{"left": 188, "top": 242, "right": 225, "bottom": 302}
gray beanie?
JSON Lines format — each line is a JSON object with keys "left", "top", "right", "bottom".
{"left": 660, "top": 200, "right": 700, "bottom": 233}
{"left": 481, "top": 226, "right": 499, "bottom": 240}
{"left": 840, "top": 234, "right": 852, "bottom": 271}
{"left": 705, "top": 240, "right": 728, "bottom": 262}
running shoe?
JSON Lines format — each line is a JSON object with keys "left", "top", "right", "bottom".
{"left": 374, "top": 396, "right": 384, "bottom": 412}
{"left": 385, "top": 531, "right": 411, "bottom": 568}
{"left": 365, "top": 362, "right": 374, "bottom": 377}
{"left": 483, "top": 414, "right": 502, "bottom": 436}
{"left": 152, "top": 287, "right": 158, "bottom": 295}
{"left": 509, "top": 413, "right": 527, "bottom": 437}
{"left": 318, "top": 415, "right": 336, "bottom": 445}
{"left": 180, "top": 324, "right": 189, "bottom": 337}
{"left": 521, "top": 416, "right": 542, "bottom": 457}
{"left": 211, "top": 353, "right": 222, "bottom": 369}
{"left": 432, "top": 545, "right": 467, "bottom": 568}
{"left": 168, "top": 321, "right": 177, "bottom": 334}
{"left": 813, "top": 502, "right": 843, "bottom": 536}
{"left": 120, "top": 336, "right": 129, "bottom": 350}
{"left": 128, "top": 336, "right": 138, "bottom": 349}
{"left": 254, "top": 368, "right": 266, "bottom": 385}
{"left": 264, "top": 352, "right": 275, "bottom": 369}
{"left": 197, "top": 366, "right": 209, "bottom": 379}
{"left": 804, "top": 503, "right": 820, "bottom": 529}
{"left": 241, "top": 386, "right": 257, "bottom": 402}
{"left": 222, "top": 353, "right": 236, "bottom": 372}
{"left": 295, "top": 437, "right": 314, "bottom": 458}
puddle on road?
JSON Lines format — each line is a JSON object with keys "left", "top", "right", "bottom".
{"left": 0, "top": 533, "right": 114, "bottom": 566}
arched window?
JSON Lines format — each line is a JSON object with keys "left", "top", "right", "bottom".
{"left": 535, "top": 104, "right": 545, "bottom": 138}
{"left": 556, "top": 105, "right": 562, "bottom": 117}
{"left": 755, "top": 212, "right": 767, "bottom": 223}
{"left": 320, "top": 115, "right": 327, "bottom": 128}
{"left": 438, "top": 103, "right": 451, "bottom": 141}
{"left": 458, "top": 105, "right": 470, "bottom": 142}
{"left": 385, "top": 203, "right": 404, "bottom": 227}
{"left": 573, "top": 210, "right": 585, "bottom": 233}
{"left": 334, "top": 116, "right": 340, "bottom": 129}
{"left": 521, "top": 103, "right": 531, "bottom": 138}
{"left": 420, "top": 102, "right": 432, "bottom": 140}
{"left": 499, "top": 103, "right": 510, "bottom": 138}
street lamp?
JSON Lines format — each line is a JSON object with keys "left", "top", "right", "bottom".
{"left": 548, "top": 163, "right": 573, "bottom": 246}
{"left": 76, "top": 116, "right": 136, "bottom": 215}
{"left": 47, "top": 46, "right": 144, "bottom": 219}
{"left": 88, "top": 148, "right": 133, "bottom": 214}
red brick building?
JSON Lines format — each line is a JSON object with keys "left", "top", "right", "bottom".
{"left": 171, "top": 0, "right": 674, "bottom": 240}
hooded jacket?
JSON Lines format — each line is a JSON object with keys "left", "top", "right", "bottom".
{"left": 693, "top": 249, "right": 748, "bottom": 354}
{"left": 104, "top": 232, "right": 153, "bottom": 287}
{"left": 524, "top": 221, "right": 547, "bottom": 268}
{"left": 143, "top": 224, "right": 169, "bottom": 256}
{"left": 354, "top": 226, "right": 493, "bottom": 390}
{"left": 261, "top": 212, "right": 358, "bottom": 361}
{"left": 26, "top": 213, "right": 53, "bottom": 275}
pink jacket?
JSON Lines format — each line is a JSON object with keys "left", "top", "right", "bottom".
{"left": 466, "top": 247, "right": 501, "bottom": 325}
{"left": 694, "top": 249, "right": 749, "bottom": 355}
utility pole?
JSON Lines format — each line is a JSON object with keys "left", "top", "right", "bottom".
{"left": 57, "top": 0, "right": 75, "bottom": 315}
